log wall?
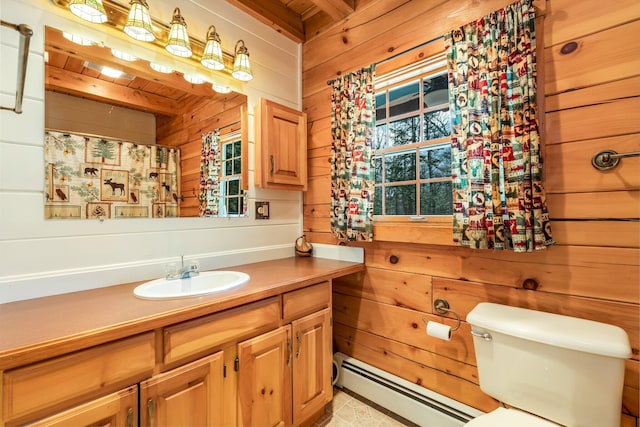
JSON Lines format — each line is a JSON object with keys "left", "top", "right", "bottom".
{"left": 156, "top": 93, "right": 246, "bottom": 217}
{"left": 301, "top": 0, "right": 640, "bottom": 424}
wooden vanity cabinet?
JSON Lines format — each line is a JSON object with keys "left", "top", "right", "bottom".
{"left": 140, "top": 352, "right": 225, "bottom": 427}
{"left": 236, "top": 281, "right": 333, "bottom": 426}
{"left": 255, "top": 97, "right": 307, "bottom": 191}
{"left": 25, "top": 387, "right": 138, "bottom": 427}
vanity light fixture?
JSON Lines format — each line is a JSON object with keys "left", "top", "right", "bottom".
{"left": 231, "top": 40, "right": 253, "bottom": 82}
{"left": 212, "top": 83, "right": 232, "bottom": 94}
{"left": 69, "top": 0, "right": 107, "bottom": 23}
{"left": 123, "top": 0, "right": 155, "bottom": 42}
{"left": 165, "top": 8, "right": 192, "bottom": 58}
{"left": 183, "top": 74, "right": 205, "bottom": 84}
{"left": 62, "top": 31, "right": 95, "bottom": 46}
{"left": 150, "top": 62, "right": 173, "bottom": 73}
{"left": 200, "top": 25, "right": 224, "bottom": 70}
{"left": 111, "top": 48, "right": 137, "bottom": 61}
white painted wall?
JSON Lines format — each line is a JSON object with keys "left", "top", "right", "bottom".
{"left": 0, "top": 0, "right": 304, "bottom": 303}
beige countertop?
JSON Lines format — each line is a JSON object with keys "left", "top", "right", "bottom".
{"left": 0, "top": 257, "right": 363, "bottom": 370}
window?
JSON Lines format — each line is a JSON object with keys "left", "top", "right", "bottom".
{"left": 374, "top": 58, "right": 452, "bottom": 220}
{"left": 218, "top": 132, "right": 244, "bottom": 216}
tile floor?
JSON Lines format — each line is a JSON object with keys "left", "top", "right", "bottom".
{"left": 312, "top": 388, "right": 420, "bottom": 427}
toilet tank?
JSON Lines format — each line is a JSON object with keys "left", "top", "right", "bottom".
{"left": 467, "top": 303, "right": 631, "bottom": 427}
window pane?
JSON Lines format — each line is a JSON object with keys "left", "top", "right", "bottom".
{"left": 234, "top": 141, "right": 241, "bottom": 157}
{"left": 224, "top": 143, "right": 233, "bottom": 159}
{"left": 389, "top": 81, "right": 419, "bottom": 118}
{"left": 384, "top": 151, "right": 415, "bottom": 183}
{"left": 423, "top": 73, "right": 449, "bottom": 108}
{"left": 420, "top": 181, "right": 452, "bottom": 215}
{"left": 423, "top": 108, "right": 451, "bottom": 141}
{"left": 420, "top": 144, "right": 451, "bottom": 179}
{"left": 233, "top": 158, "right": 241, "bottom": 174}
{"left": 375, "top": 92, "right": 386, "bottom": 120}
{"left": 224, "top": 160, "right": 233, "bottom": 176}
{"left": 375, "top": 124, "right": 388, "bottom": 150}
{"left": 228, "top": 197, "right": 239, "bottom": 215}
{"left": 228, "top": 179, "right": 239, "bottom": 195}
{"left": 385, "top": 185, "right": 416, "bottom": 215}
{"left": 389, "top": 115, "right": 419, "bottom": 146}
{"left": 374, "top": 155, "right": 383, "bottom": 184}
{"left": 374, "top": 187, "right": 382, "bottom": 215}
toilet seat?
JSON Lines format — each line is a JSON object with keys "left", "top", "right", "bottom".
{"left": 465, "top": 407, "right": 561, "bottom": 427}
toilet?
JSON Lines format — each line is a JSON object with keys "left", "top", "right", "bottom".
{"left": 465, "top": 303, "right": 632, "bottom": 427}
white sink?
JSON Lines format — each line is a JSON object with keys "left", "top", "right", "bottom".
{"left": 133, "top": 271, "right": 250, "bottom": 300}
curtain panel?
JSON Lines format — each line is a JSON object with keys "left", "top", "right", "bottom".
{"left": 445, "top": 0, "right": 554, "bottom": 252}
{"left": 330, "top": 65, "right": 377, "bottom": 242}
{"left": 199, "top": 130, "right": 221, "bottom": 217}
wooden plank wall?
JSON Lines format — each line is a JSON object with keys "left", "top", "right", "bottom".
{"left": 301, "top": 0, "right": 640, "bottom": 424}
{"left": 156, "top": 93, "right": 246, "bottom": 217}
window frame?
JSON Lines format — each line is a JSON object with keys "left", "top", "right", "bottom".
{"left": 373, "top": 56, "right": 452, "bottom": 227}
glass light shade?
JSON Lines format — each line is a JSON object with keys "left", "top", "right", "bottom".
{"left": 150, "top": 62, "right": 173, "bottom": 73}
{"left": 111, "top": 48, "right": 137, "bottom": 61}
{"left": 212, "top": 83, "right": 232, "bottom": 94}
{"left": 69, "top": 0, "right": 107, "bottom": 23}
{"left": 166, "top": 8, "right": 192, "bottom": 58}
{"left": 62, "top": 32, "right": 95, "bottom": 46}
{"left": 232, "top": 40, "right": 253, "bottom": 82}
{"left": 184, "top": 74, "right": 205, "bottom": 84}
{"left": 200, "top": 26, "right": 224, "bottom": 70}
{"left": 102, "top": 66, "right": 123, "bottom": 78}
{"left": 124, "top": 0, "right": 155, "bottom": 42}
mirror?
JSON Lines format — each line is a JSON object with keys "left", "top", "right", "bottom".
{"left": 43, "top": 26, "right": 248, "bottom": 219}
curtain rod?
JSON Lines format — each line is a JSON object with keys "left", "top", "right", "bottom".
{"left": 326, "top": 34, "right": 444, "bottom": 86}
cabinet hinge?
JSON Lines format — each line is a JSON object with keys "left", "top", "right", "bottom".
{"left": 234, "top": 356, "right": 239, "bottom": 371}
{"left": 223, "top": 363, "right": 227, "bottom": 378}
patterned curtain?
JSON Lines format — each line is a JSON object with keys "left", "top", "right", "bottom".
{"left": 330, "top": 65, "right": 377, "bottom": 241}
{"left": 199, "top": 130, "right": 221, "bottom": 216}
{"left": 445, "top": 0, "right": 553, "bottom": 252}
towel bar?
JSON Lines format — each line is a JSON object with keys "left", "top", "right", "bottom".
{"left": 1, "top": 20, "right": 33, "bottom": 114}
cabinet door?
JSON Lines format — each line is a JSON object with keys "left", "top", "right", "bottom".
{"left": 237, "top": 325, "right": 292, "bottom": 427}
{"left": 256, "top": 98, "right": 307, "bottom": 190}
{"left": 140, "top": 351, "right": 224, "bottom": 427}
{"left": 26, "top": 386, "right": 137, "bottom": 427}
{"left": 292, "top": 308, "right": 332, "bottom": 425}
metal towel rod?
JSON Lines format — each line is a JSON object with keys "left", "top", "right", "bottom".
{"left": 1, "top": 20, "right": 33, "bottom": 114}
{"left": 592, "top": 149, "right": 640, "bottom": 171}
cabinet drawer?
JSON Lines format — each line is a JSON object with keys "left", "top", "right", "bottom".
{"left": 282, "top": 281, "right": 330, "bottom": 323}
{"left": 3, "top": 333, "right": 154, "bottom": 425}
{"left": 163, "top": 297, "right": 280, "bottom": 366}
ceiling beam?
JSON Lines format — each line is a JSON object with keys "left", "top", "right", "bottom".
{"left": 224, "top": 0, "right": 305, "bottom": 43}
{"left": 309, "top": 0, "right": 355, "bottom": 21}
{"left": 45, "top": 65, "right": 180, "bottom": 116}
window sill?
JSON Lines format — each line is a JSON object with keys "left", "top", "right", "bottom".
{"left": 373, "top": 221, "right": 453, "bottom": 245}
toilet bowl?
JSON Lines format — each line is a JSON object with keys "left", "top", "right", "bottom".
{"left": 465, "top": 303, "right": 631, "bottom": 427}
{"left": 465, "top": 407, "right": 559, "bottom": 426}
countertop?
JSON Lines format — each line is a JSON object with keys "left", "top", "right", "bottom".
{"left": 0, "top": 257, "right": 363, "bottom": 370}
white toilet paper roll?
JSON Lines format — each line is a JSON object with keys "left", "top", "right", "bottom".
{"left": 426, "top": 321, "right": 452, "bottom": 341}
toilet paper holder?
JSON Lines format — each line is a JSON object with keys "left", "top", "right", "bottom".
{"left": 428, "top": 298, "right": 461, "bottom": 332}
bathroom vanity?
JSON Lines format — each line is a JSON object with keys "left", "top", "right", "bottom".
{"left": 0, "top": 257, "right": 363, "bottom": 426}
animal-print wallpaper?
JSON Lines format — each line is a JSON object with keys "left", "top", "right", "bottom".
{"left": 44, "top": 130, "right": 180, "bottom": 219}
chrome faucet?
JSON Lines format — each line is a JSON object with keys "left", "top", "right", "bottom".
{"left": 166, "top": 256, "right": 200, "bottom": 280}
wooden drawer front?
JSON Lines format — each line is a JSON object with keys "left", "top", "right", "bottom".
{"left": 164, "top": 297, "right": 280, "bottom": 366}
{"left": 3, "top": 333, "right": 154, "bottom": 425}
{"left": 282, "top": 281, "right": 330, "bottom": 323}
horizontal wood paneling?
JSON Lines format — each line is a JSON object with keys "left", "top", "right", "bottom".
{"left": 544, "top": 20, "right": 640, "bottom": 95}
{"left": 303, "top": 0, "right": 640, "bottom": 422}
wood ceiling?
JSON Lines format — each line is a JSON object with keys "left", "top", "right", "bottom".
{"left": 44, "top": 26, "right": 226, "bottom": 117}
{"left": 226, "top": 0, "right": 356, "bottom": 42}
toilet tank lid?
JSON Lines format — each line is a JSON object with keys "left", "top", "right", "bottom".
{"left": 467, "top": 303, "right": 632, "bottom": 359}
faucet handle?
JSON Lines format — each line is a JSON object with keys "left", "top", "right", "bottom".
{"left": 188, "top": 260, "right": 200, "bottom": 273}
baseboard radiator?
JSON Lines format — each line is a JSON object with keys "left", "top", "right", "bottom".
{"left": 333, "top": 352, "right": 483, "bottom": 427}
